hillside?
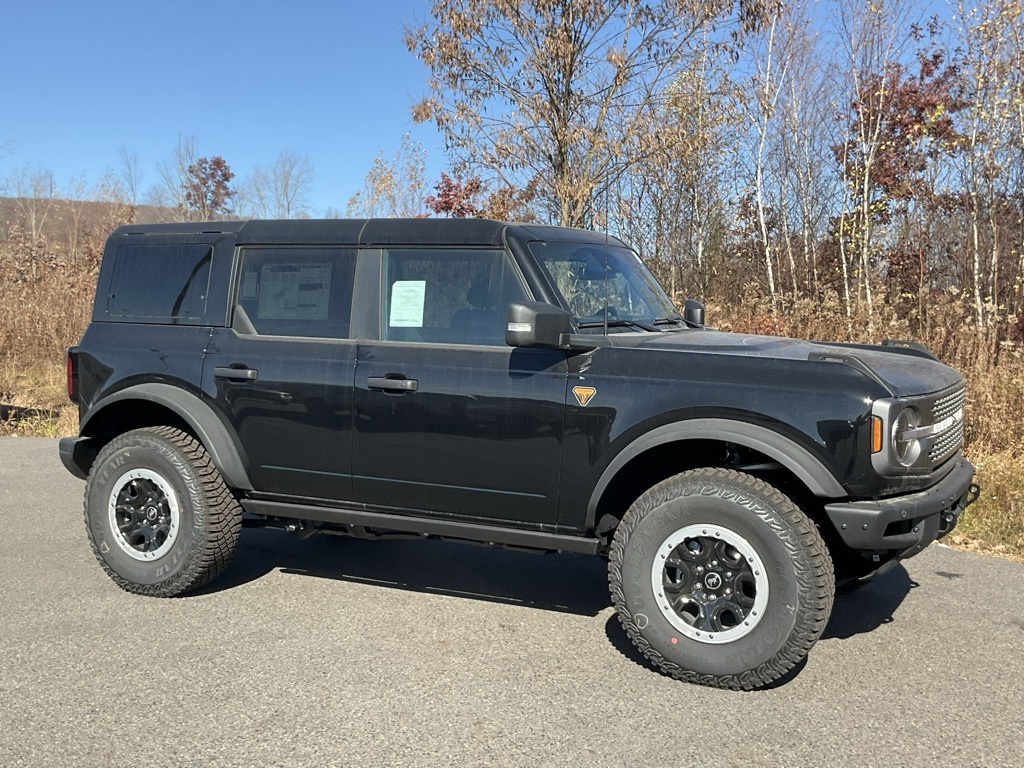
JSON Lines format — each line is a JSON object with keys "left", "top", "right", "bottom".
{"left": 0, "top": 196, "right": 186, "bottom": 244}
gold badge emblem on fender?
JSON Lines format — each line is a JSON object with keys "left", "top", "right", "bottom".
{"left": 572, "top": 386, "right": 597, "bottom": 406}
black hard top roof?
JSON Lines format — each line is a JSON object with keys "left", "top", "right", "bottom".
{"left": 110, "top": 218, "right": 624, "bottom": 247}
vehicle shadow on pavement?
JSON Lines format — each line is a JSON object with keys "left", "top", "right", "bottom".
{"left": 824, "top": 566, "right": 917, "bottom": 640}
{"left": 204, "top": 529, "right": 917, "bottom": 636}
{"left": 199, "top": 527, "right": 612, "bottom": 616}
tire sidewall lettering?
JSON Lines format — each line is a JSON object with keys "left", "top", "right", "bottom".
{"left": 617, "top": 475, "right": 812, "bottom": 679}
{"left": 86, "top": 436, "right": 201, "bottom": 588}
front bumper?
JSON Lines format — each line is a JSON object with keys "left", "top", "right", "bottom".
{"left": 825, "top": 457, "right": 978, "bottom": 563}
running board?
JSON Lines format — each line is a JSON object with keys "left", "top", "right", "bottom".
{"left": 242, "top": 499, "right": 600, "bottom": 555}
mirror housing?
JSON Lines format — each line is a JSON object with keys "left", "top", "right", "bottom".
{"left": 506, "top": 302, "right": 573, "bottom": 348}
{"left": 683, "top": 299, "right": 705, "bottom": 328}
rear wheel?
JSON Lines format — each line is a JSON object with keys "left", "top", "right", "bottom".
{"left": 608, "top": 468, "right": 834, "bottom": 690}
{"left": 84, "top": 426, "right": 242, "bottom": 596}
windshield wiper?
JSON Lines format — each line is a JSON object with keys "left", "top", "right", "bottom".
{"left": 653, "top": 316, "right": 684, "bottom": 326}
{"left": 576, "top": 319, "right": 659, "bottom": 332}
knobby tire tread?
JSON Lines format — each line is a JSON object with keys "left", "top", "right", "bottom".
{"left": 84, "top": 426, "right": 242, "bottom": 597}
{"left": 608, "top": 467, "right": 834, "bottom": 690}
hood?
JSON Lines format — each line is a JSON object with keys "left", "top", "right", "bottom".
{"left": 631, "top": 330, "right": 963, "bottom": 398}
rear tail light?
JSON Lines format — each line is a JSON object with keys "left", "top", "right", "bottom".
{"left": 66, "top": 347, "right": 79, "bottom": 404}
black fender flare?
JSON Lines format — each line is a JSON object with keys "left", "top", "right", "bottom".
{"left": 586, "top": 418, "right": 847, "bottom": 529}
{"left": 81, "top": 382, "right": 253, "bottom": 491}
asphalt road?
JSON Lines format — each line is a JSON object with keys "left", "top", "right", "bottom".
{"left": 1, "top": 437, "right": 1022, "bottom": 767}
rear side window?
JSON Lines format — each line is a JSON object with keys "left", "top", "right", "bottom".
{"left": 237, "top": 247, "right": 357, "bottom": 338}
{"left": 106, "top": 244, "right": 212, "bottom": 319}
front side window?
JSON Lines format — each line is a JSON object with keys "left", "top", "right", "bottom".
{"left": 106, "top": 244, "right": 212, "bottom": 320}
{"left": 382, "top": 248, "right": 529, "bottom": 345}
{"left": 528, "top": 241, "right": 679, "bottom": 327}
{"left": 237, "top": 247, "right": 356, "bottom": 338}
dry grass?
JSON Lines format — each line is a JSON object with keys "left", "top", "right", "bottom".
{"left": 0, "top": 226, "right": 96, "bottom": 438}
{"left": 947, "top": 450, "right": 1024, "bottom": 562}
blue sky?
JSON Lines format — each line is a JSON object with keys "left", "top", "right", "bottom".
{"left": 0, "top": 0, "right": 445, "bottom": 214}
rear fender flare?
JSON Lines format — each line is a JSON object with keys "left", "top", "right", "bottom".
{"left": 81, "top": 382, "right": 252, "bottom": 491}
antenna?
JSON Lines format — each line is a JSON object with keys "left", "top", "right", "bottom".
{"left": 603, "top": 190, "right": 610, "bottom": 337}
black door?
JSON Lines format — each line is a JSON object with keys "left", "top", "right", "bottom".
{"left": 352, "top": 247, "right": 568, "bottom": 526}
{"left": 202, "top": 246, "right": 359, "bottom": 501}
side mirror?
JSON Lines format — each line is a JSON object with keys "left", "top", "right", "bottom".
{"left": 683, "top": 299, "right": 705, "bottom": 327}
{"left": 506, "top": 302, "right": 573, "bottom": 348}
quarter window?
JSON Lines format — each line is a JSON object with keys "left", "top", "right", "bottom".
{"left": 106, "top": 244, "right": 212, "bottom": 320}
{"left": 382, "top": 249, "right": 529, "bottom": 345}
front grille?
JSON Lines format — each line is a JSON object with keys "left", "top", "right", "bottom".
{"left": 930, "top": 420, "right": 964, "bottom": 464}
{"left": 927, "top": 384, "right": 966, "bottom": 468}
{"left": 932, "top": 386, "right": 966, "bottom": 423}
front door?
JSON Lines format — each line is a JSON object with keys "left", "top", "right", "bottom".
{"left": 352, "top": 247, "right": 568, "bottom": 526}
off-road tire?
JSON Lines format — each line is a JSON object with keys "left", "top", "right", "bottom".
{"left": 84, "top": 426, "right": 242, "bottom": 596}
{"left": 608, "top": 468, "right": 834, "bottom": 690}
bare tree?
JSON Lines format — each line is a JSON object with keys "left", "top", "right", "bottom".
{"left": 831, "top": 0, "right": 921, "bottom": 321}
{"left": 146, "top": 134, "right": 199, "bottom": 219}
{"left": 347, "top": 134, "right": 427, "bottom": 218}
{"left": 953, "top": 0, "right": 1023, "bottom": 328}
{"left": 240, "top": 151, "right": 315, "bottom": 219}
{"left": 741, "top": 8, "right": 790, "bottom": 311}
{"left": 777, "top": 3, "right": 837, "bottom": 300}
{"left": 611, "top": 45, "right": 736, "bottom": 299}
{"left": 118, "top": 146, "right": 143, "bottom": 206}
{"left": 91, "top": 171, "right": 136, "bottom": 236}
{"left": 5, "top": 164, "right": 58, "bottom": 240}
{"left": 61, "top": 175, "right": 90, "bottom": 258}
{"left": 1008, "top": 1, "right": 1024, "bottom": 320}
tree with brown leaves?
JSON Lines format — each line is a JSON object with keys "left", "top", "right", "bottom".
{"left": 183, "top": 156, "right": 236, "bottom": 220}
{"left": 406, "top": 0, "right": 778, "bottom": 228}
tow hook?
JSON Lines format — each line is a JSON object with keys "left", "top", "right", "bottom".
{"left": 966, "top": 483, "right": 981, "bottom": 508}
{"left": 938, "top": 512, "right": 958, "bottom": 537}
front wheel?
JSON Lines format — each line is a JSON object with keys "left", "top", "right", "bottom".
{"left": 83, "top": 426, "right": 242, "bottom": 597}
{"left": 608, "top": 468, "right": 834, "bottom": 690}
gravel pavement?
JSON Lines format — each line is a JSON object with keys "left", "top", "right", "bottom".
{"left": 1, "top": 436, "right": 1022, "bottom": 767}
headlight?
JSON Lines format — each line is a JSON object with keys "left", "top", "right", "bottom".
{"left": 892, "top": 406, "right": 923, "bottom": 467}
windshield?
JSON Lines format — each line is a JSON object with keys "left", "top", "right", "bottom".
{"left": 528, "top": 240, "right": 679, "bottom": 327}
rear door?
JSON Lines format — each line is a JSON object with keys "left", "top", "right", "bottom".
{"left": 352, "top": 247, "right": 568, "bottom": 526}
{"left": 202, "top": 246, "right": 359, "bottom": 501}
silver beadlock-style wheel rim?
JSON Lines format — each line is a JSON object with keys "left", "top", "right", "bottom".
{"left": 651, "top": 524, "right": 769, "bottom": 644}
{"left": 107, "top": 469, "right": 181, "bottom": 561}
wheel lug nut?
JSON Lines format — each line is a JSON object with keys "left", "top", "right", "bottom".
{"left": 712, "top": 560, "right": 718, "bottom": 566}
{"left": 725, "top": 589, "right": 732, "bottom": 596}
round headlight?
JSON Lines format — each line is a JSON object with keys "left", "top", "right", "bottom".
{"left": 893, "top": 407, "right": 923, "bottom": 467}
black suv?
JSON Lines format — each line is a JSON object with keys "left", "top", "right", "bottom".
{"left": 60, "top": 218, "right": 977, "bottom": 689}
